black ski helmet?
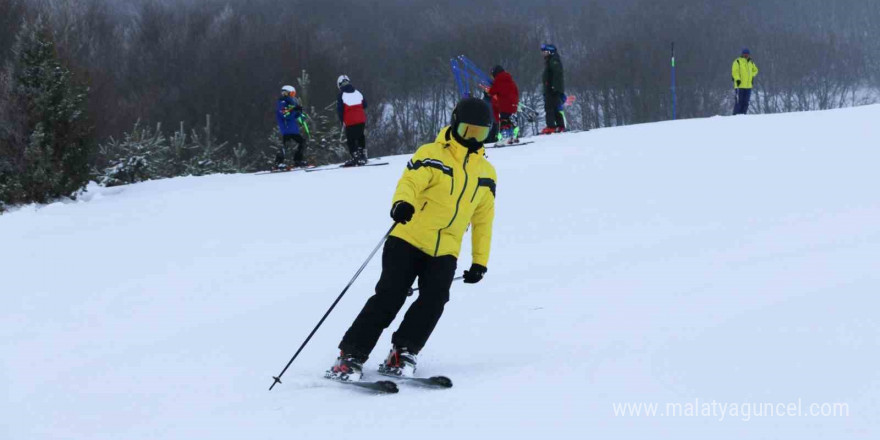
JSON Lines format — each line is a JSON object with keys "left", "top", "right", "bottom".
{"left": 491, "top": 65, "right": 504, "bottom": 77}
{"left": 450, "top": 97, "right": 493, "bottom": 150}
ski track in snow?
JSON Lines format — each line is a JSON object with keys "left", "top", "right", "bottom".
{"left": 2, "top": 106, "right": 879, "bottom": 439}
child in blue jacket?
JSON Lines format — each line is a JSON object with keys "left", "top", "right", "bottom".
{"left": 275, "top": 85, "right": 308, "bottom": 168}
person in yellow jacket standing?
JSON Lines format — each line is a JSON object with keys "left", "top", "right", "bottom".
{"left": 732, "top": 48, "right": 759, "bottom": 115}
{"left": 326, "top": 98, "right": 498, "bottom": 382}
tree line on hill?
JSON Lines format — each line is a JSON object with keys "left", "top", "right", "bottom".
{"left": 2, "top": 0, "right": 878, "bottom": 210}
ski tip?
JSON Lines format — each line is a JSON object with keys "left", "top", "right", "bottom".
{"left": 429, "top": 376, "right": 453, "bottom": 388}
{"left": 377, "top": 380, "right": 400, "bottom": 393}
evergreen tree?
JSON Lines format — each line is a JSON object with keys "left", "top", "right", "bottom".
{"left": 95, "top": 115, "right": 239, "bottom": 186}
{"left": 96, "top": 121, "right": 165, "bottom": 187}
{"left": 183, "top": 114, "right": 236, "bottom": 176}
{"left": 295, "top": 69, "right": 348, "bottom": 165}
{"left": 0, "top": 16, "right": 92, "bottom": 210}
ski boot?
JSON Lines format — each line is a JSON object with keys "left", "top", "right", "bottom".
{"left": 274, "top": 150, "right": 287, "bottom": 169}
{"left": 341, "top": 157, "right": 358, "bottom": 167}
{"left": 555, "top": 126, "right": 566, "bottom": 133}
{"left": 344, "top": 155, "right": 368, "bottom": 167}
{"left": 293, "top": 160, "right": 310, "bottom": 168}
{"left": 356, "top": 149, "right": 368, "bottom": 166}
{"left": 325, "top": 351, "right": 365, "bottom": 382}
{"left": 378, "top": 346, "right": 417, "bottom": 378}
{"left": 539, "top": 126, "right": 556, "bottom": 135}
{"left": 342, "top": 150, "right": 366, "bottom": 167}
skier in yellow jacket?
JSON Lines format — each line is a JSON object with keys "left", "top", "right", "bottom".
{"left": 732, "top": 48, "right": 759, "bottom": 115}
{"left": 327, "top": 98, "right": 497, "bottom": 381}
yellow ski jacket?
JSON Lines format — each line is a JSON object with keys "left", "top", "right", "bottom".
{"left": 390, "top": 127, "right": 497, "bottom": 267}
{"left": 732, "top": 56, "right": 759, "bottom": 89}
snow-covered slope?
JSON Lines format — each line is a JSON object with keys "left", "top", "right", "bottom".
{"left": 3, "top": 107, "right": 879, "bottom": 439}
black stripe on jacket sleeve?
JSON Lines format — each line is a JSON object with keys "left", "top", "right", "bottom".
{"left": 407, "top": 158, "right": 453, "bottom": 178}
{"left": 477, "top": 177, "right": 496, "bottom": 197}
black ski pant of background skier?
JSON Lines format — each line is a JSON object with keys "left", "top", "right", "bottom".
{"left": 278, "top": 134, "right": 306, "bottom": 165}
{"left": 499, "top": 112, "right": 517, "bottom": 132}
{"left": 733, "top": 88, "right": 752, "bottom": 115}
{"left": 339, "top": 236, "right": 456, "bottom": 359}
{"left": 544, "top": 92, "right": 565, "bottom": 129}
{"left": 345, "top": 123, "right": 366, "bottom": 159}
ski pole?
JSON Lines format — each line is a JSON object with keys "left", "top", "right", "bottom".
{"left": 407, "top": 276, "right": 464, "bottom": 296}
{"left": 269, "top": 223, "right": 397, "bottom": 390}
{"left": 670, "top": 42, "right": 676, "bottom": 120}
{"left": 733, "top": 87, "right": 738, "bottom": 115}
{"left": 299, "top": 116, "right": 310, "bottom": 137}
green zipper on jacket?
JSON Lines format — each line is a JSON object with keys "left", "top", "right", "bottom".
{"left": 434, "top": 152, "right": 470, "bottom": 256}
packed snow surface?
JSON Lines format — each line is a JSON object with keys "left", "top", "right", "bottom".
{"left": 3, "top": 106, "right": 879, "bottom": 439}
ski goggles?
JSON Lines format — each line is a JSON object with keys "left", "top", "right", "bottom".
{"left": 456, "top": 122, "right": 492, "bottom": 142}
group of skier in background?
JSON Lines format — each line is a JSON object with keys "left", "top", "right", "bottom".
{"left": 273, "top": 75, "right": 369, "bottom": 169}
{"left": 272, "top": 43, "right": 580, "bottom": 170}
{"left": 274, "top": 45, "right": 758, "bottom": 170}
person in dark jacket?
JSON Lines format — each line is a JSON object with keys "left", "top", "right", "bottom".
{"left": 485, "top": 65, "right": 520, "bottom": 144}
{"left": 336, "top": 75, "right": 368, "bottom": 167}
{"left": 275, "top": 85, "right": 308, "bottom": 169}
{"left": 540, "top": 44, "right": 566, "bottom": 134}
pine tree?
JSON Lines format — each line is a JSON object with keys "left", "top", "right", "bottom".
{"left": 0, "top": 16, "right": 92, "bottom": 210}
{"left": 94, "top": 115, "right": 242, "bottom": 186}
{"left": 184, "top": 114, "right": 236, "bottom": 176}
{"left": 96, "top": 121, "right": 165, "bottom": 187}
{"left": 295, "top": 69, "right": 348, "bottom": 165}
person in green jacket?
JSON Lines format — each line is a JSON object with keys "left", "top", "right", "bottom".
{"left": 732, "top": 48, "right": 759, "bottom": 115}
{"left": 540, "top": 43, "right": 566, "bottom": 134}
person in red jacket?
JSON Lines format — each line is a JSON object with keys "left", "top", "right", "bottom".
{"left": 485, "top": 65, "right": 520, "bottom": 144}
{"left": 336, "top": 74, "right": 368, "bottom": 166}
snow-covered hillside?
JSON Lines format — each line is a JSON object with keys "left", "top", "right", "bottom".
{"left": 3, "top": 107, "right": 879, "bottom": 439}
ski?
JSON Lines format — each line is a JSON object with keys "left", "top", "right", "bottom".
{"left": 325, "top": 377, "right": 399, "bottom": 394}
{"left": 305, "top": 162, "right": 389, "bottom": 172}
{"left": 486, "top": 141, "right": 534, "bottom": 149}
{"left": 536, "top": 129, "right": 586, "bottom": 136}
{"left": 254, "top": 166, "right": 315, "bottom": 175}
{"left": 339, "top": 162, "right": 389, "bottom": 169}
{"left": 377, "top": 373, "right": 453, "bottom": 389}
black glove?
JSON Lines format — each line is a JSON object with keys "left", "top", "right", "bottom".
{"left": 736, "top": 80, "right": 741, "bottom": 87}
{"left": 390, "top": 201, "right": 415, "bottom": 224}
{"left": 463, "top": 264, "right": 487, "bottom": 284}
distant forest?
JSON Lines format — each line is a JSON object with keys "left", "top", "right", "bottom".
{"left": 1, "top": 0, "right": 879, "bottom": 192}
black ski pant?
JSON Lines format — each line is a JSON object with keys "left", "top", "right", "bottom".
{"left": 339, "top": 236, "right": 457, "bottom": 359}
{"left": 733, "top": 88, "right": 752, "bottom": 115}
{"left": 544, "top": 92, "right": 565, "bottom": 129}
{"left": 279, "top": 134, "right": 306, "bottom": 164}
{"left": 344, "top": 124, "right": 366, "bottom": 158}
{"left": 499, "top": 112, "right": 517, "bottom": 131}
